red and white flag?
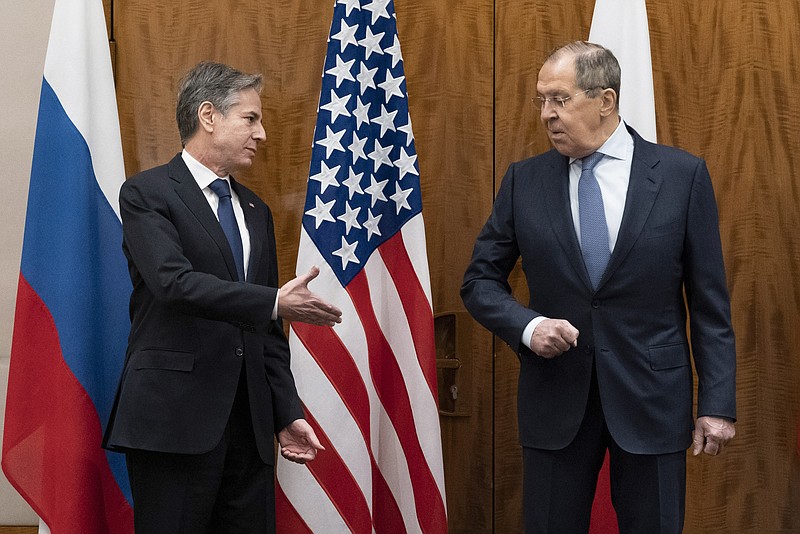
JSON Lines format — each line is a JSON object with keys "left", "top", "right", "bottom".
{"left": 276, "top": 1, "right": 447, "bottom": 532}
{"left": 588, "top": 1, "right": 656, "bottom": 532}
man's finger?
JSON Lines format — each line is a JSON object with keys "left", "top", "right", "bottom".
{"left": 692, "top": 428, "right": 704, "bottom": 456}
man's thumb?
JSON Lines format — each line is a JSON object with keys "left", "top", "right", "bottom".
{"left": 692, "top": 426, "right": 704, "bottom": 456}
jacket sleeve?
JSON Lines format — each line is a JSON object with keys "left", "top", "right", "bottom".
{"left": 683, "top": 159, "right": 737, "bottom": 421}
{"left": 461, "top": 162, "right": 540, "bottom": 352}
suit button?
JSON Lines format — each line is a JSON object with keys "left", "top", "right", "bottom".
{"left": 591, "top": 299, "right": 601, "bottom": 309}
{"left": 584, "top": 345, "right": 593, "bottom": 355}
{"left": 235, "top": 347, "right": 244, "bottom": 357}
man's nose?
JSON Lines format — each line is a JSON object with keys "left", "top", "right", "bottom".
{"left": 540, "top": 101, "right": 558, "bottom": 120}
{"left": 255, "top": 122, "right": 266, "bottom": 141}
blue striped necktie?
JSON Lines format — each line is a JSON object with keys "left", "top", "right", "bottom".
{"left": 209, "top": 178, "right": 245, "bottom": 281}
{"left": 578, "top": 152, "right": 609, "bottom": 289}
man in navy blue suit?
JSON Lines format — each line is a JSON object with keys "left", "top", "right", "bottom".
{"left": 462, "top": 42, "right": 736, "bottom": 533}
{"left": 104, "top": 62, "right": 342, "bottom": 533}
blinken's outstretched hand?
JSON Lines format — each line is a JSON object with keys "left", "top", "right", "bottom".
{"left": 278, "top": 266, "right": 342, "bottom": 326}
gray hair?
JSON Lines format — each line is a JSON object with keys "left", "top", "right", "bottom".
{"left": 176, "top": 62, "right": 263, "bottom": 145}
{"left": 546, "top": 41, "right": 621, "bottom": 109}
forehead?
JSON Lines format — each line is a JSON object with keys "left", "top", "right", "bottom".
{"left": 229, "top": 88, "right": 263, "bottom": 115}
{"left": 536, "top": 55, "right": 577, "bottom": 94}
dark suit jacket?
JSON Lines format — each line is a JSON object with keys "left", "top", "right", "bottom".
{"left": 103, "top": 154, "right": 303, "bottom": 464}
{"left": 461, "top": 126, "right": 736, "bottom": 455}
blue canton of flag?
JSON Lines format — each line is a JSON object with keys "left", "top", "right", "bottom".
{"left": 304, "top": 0, "right": 420, "bottom": 286}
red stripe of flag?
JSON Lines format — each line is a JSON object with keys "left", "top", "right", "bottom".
{"left": 378, "top": 231, "right": 438, "bottom": 399}
{"left": 298, "top": 409, "right": 373, "bottom": 533}
{"left": 275, "top": 481, "right": 313, "bottom": 534}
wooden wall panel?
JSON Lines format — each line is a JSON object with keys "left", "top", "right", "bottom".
{"left": 396, "top": 1, "right": 495, "bottom": 531}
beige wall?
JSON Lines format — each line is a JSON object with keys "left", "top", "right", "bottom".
{"left": 0, "top": 0, "right": 55, "bottom": 525}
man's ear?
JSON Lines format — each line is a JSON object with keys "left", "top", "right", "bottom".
{"left": 197, "top": 101, "right": 216, "bottom": 133}
{"left": 599, "top": 88, "right": 617, "bottom": 117}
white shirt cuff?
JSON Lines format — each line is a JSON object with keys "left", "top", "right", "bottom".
{"left": 522, "top": 316, "right": 548, "bottom": 350}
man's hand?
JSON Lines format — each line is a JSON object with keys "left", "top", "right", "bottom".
{"left": 278, "top": 419, "right": 325, "bottom": 464}
{"left": 530, "top": 318, "right": 579, "bottom": 358}
{"left": 692, "top": 416, "right": 735, "bottom": 456}
{"left": 278, "top": 266, "right": 343, "bottom": 326}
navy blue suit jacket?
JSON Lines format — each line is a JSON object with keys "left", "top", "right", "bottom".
{"left": 462, "top": 126, "right": 736, "bottom": 454}
{"left": 103, "top": 154, "right": 303, "bottom": 464}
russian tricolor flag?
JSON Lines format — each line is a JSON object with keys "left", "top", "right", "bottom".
{"left": 1, "top": 0, "right": 134, "bottom": 531}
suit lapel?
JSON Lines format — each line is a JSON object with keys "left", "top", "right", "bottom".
{"left": 168, "top": 155, "right": 241, "bottom": 282}
{"left": 598, "top": 130, "right": 662, "bottom": 288}
{"left": 541, "top": 152, "right": 594, "bottom": 290}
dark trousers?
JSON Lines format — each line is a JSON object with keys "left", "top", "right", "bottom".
{"left": 522, "top": 366, "right": 686, "bottom": 534}
{"left": 126, "top": 367, "right": 274, "bottom": 534}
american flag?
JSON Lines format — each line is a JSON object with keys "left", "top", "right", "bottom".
{"left": 275, "top": 0, "right": 447, "bottom": 532}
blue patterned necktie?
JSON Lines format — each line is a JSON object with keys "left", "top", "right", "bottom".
{"left": 209, "top": 178, "right": 245, "bottom": 281}
{"left": 578, "top": 152, "right": 610, "bottom": 289}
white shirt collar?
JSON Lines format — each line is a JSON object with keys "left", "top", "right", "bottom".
{"left": 181, "top": 149, "right": 230, "bottom": 190}
{"left": 569, "top": 119, "right": 632, "bottom": 165}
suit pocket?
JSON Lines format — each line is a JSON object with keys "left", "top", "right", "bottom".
{"left": 132, "top": 349, "right": 194, "bottom": 372}
{"left": 648, "top": 342, "right": 689, "bottom": 370}
{"left": 644, "top": 219, "right": 681, "bottom": 239}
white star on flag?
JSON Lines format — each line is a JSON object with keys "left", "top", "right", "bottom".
{"left": 359, "top": 26, "right": 385, "bottom": 60}
{"left": 337, "top": 201, "right": 362, "bottom": 235}
{"left": 363, "top": 0, "right": 392, "bottom": 24}
{"left": 343, "top": 167, "right": 365, "bottom": 198}
{"left": 368, "top": 139, "right": 394, "bottom": 171}
{"left": 332, "top": 235, "right": 360, "bottom": 268}
{"left": 304, "top": 196, "right": 336, "bottom": 229}
{"left": 385, "top": 35, "right": 403, "bottom": 67}
{"left": 357, "top": 62, "right": 379, "bottom": 93}
{"left": 331, "top": 19, "right": 359, "bottom": 53}
{"left": 373, "top": 104, "right": 398, "bottom": 137}
{"left": 390, "top": 182, "right": 413, "bottom": 214}
{"left": 394, "top": 146, "right": 419, "bottom": 180}
{"left": 325, "top": 55, "right": 355, "bottom": 87}
{"left": 316, "top": 125, "right": 346, "bottom": 158}
{"left": 354, "top": 96, "right": 371, "bottom": 128}
{"left": 379, "top": 70, "right": 405, "bottom": 101}
{"left": 365, "top": 175, "right": 388, "bottom": 207}
{"left": 309, "top": 160, "right": 341, "bottom": 193}
{"left": 363, "top": 208, "right": 383, "bottom": 241}
{"left": 348, "top": 132, "right": 368, "bottom": 164}
{"left": 337, "top": 0, "right": 360, "bottom": 17}
{"left": 320, "top": 89, "right": 351, "bottom": 123}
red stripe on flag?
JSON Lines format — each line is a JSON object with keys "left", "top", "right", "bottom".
{"left": 378, "top": 231, "right": 438, "bottom": 400}
{"left": 292, "top": 323, "right": 371, "bottom": 439}
{"left": 346, "top": 270, "right": 447, "bottom": 532}
{"left": 1, "top": 276, "right": 133, "bottom": 533}
{"left": 291, "top": 323, "right": 406, "bottom": 533}
{"left": 275, "top": 481, "right": 314, "bottom": 534}
{"left": 299, "top": 409, "right": 374, "bottom": 533}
